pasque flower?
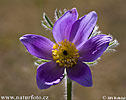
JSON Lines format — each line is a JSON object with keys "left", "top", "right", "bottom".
{"left": 20, "top": 8, "right": 112, "bottom": 89}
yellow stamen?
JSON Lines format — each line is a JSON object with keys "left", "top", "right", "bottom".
{"left": 52, "top": 39, "right": 80, "bottom": 68}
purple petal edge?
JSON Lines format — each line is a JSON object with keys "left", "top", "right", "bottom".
{"left": 53, "top": 8, "right": 78, "bottom": 43}
{"left": 78, "top": 34, "right": 112, "bottom": 62}
{"left": 20, "top": 34, "right": 54, "bottom": 60}
{"left": 70, "top": 11, "right": 97, "bottom": 46}
{"left": 67, "top": 61, "right": 92, "bottom": 87}
{"left": 36, "top": 61, "right": 65, "bottom": 89}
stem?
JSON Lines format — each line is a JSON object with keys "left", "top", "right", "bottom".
{"left": 67, "top": 77, "right": 72, "bottom": 100}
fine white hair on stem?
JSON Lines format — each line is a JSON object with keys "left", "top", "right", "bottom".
{"left": 64, "top": 69, "right": 67, "bottom": 100}
{"left": 63, "top": 69, "right": 74, "bottom": 100}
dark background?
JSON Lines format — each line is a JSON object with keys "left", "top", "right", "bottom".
{"left": 0, "top": 0, "right": 126, "bottom": 100}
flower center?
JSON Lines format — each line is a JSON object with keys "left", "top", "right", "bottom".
{"left": 63, "top": 50, "right": 68, "bottom": 55}
{"left": 52, "top": 39, "right": 80, "bottom": 68}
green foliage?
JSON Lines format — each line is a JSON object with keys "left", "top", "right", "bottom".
{"left": 54, "top": 9, "right": 67, "bottom": 20}
{"left": 89, "top": 25, "right": 101, "bottom": 39}
{"left": 41, "top": 13, "right": 54, "bottom": 30}
{"left": 41, "top": 9, "right": 67, "bottom": 30}
{"left": 106, "top": 39, "right": 119, "bottom": 52}
{"left": 85, "top": 60, "right": 98, "bottom": 66}
{"left": 34, "top": 59, "right": 50, "bottom": 66}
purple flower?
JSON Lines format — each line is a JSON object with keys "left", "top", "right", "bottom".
{"left": 20, "top": 8, "right": 112, "bottom": 89}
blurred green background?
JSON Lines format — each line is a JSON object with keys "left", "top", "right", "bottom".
{"left": 0, "top": 0, "right": 126, "bottom": 100}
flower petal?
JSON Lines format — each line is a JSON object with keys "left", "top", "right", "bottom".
{"left": 20, "top": 34, "right": 54, "bottom": 60}
{"left": 53, "top": 8, "right": 78, "bottom": 43}
{"left": 70, "top": 11, "right": 97, "bottom": 46}
{"left": 36, "top": 61, "right": 65, "bottom": 89}
{"left": 78, "top": 34, "right": 112, "bottom": 62}
{"left": 67, "top": 61, "right": 92, "bottom": 87}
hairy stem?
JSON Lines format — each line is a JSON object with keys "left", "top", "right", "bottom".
{"left": 67, "top": 77, "right": 72, "bottom": 100}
